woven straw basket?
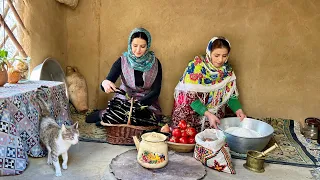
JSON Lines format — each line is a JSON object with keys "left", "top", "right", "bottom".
{"left": 101, "top": 98, "right": 159, "bottom": 145}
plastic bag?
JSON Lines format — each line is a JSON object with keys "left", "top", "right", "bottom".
{"left": 193, "top": 129, "right": 235, "bottom": 174}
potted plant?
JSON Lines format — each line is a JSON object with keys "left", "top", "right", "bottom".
{"left": 0, "top": 49, "right": 8, "bottom": 86}
{"left": 0, "top": 49, "right": 30, "bottom": 85}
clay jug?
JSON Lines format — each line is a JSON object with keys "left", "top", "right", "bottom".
{"left": 133, "top": 132, "right": 168, "bottom": 169}
{"left": 66, "top": 66, "right": 88, "bottom": 112}
{"left": 0, "top": 64, "right": 8, "bottom": 86}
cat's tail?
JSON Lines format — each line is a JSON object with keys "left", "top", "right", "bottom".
{"left": 35, "top": 88, "right": 51, "bottom": 117}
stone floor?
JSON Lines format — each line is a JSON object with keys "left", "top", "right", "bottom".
{"left": 4, "top": 141, "right": 314, "bottom": 180}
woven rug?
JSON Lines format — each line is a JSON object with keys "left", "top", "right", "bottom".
{"left": 230, "top": 118, "right": 320, "bottom": 168}
{"left": 70, "top": 104, "right": 108, "bottom": 143}
{"left": 70, "top": 105, "right": 320, "bottom": 167}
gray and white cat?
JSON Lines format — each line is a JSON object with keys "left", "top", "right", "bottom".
{"left": 36, "top": 91, "right": 79, "bottom": 177}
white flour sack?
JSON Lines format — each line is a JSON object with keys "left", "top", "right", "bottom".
{"left": 194, "top": 129, "right": 236, "bottom": 174}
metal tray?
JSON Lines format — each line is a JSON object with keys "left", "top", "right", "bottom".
{"left": 30, "top": 57, "right": 69, "bottom": 99}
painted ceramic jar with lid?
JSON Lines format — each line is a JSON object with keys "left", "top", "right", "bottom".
{"left": 133, "top": 132, "right": 168, "bottom": 169}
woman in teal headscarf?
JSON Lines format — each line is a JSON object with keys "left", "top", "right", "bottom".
{"left": 86, "top": 28, "right": 163, "bottom": 126}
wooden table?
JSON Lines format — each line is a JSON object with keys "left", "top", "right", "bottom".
{"left": 0, "top": 80, "right": 72, "bottom": 176}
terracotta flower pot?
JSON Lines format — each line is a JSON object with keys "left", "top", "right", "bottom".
{"left": 0, "top": 64, "right": 8, "bottom": 86}
{"left": 7, "top": 70, "right": 20, "bottom": 84}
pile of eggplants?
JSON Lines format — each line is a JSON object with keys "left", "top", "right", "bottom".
{"left": 101, "top": 97, "right": 158, "bottom": 126}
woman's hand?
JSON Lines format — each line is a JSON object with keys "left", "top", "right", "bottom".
{"left": 235, "top": 109, "right": 246, "bottom": 121}
{"left": 102, "top": 80, "right": 117, "bottom": 94}
{"left": 204, "top": 111, "right": 220, "bottom": 129}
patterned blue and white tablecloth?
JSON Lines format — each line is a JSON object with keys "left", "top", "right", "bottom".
{"left": 0, "top": 80, "right": 72, "bottom": 176}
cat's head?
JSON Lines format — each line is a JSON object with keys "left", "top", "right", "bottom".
{"left": 61, "top": 122, "right": 79, "bottom": 145}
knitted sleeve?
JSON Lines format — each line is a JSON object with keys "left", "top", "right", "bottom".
{"left": 190, "top": 99, "right": 208, "bottom": 116}
{"left": 227, "top": 95, "right": 242, "bottom": 112}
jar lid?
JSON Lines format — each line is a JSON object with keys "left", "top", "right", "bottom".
{"left": 142, "top": 132, "right": 167, "bottom": 142}
{"left": 306, "top": 118, "right": 320, "bottom": 125}
{"left": 305, "top": 117, "right": 320, "bottom": 124}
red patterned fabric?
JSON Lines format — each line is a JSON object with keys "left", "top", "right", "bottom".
{"left": 194, "top": 144, "right": 235, "bottom": 174}
{"left": 171, "top": 92, "right": 225, "bottom": 132}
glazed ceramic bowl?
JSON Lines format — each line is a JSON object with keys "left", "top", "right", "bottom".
{"left": 218, "top": 117, "right": 274, "bottom": 154}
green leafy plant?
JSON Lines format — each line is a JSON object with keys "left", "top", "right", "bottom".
{"left": 0, "top": 49, "right": 30, "bottom": 73}
{"left": 0, "top": 49, "right": 9, "bottom": 71}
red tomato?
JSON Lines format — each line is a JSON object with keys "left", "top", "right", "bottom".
{"left": 169, "top": 136, "right": 179, "bottom": 143}
{"left": 181, "top": 130, "right": 188, "bottom": 137}
{"left": 172, "top": 128, "right": 181, "bottom": 138}
{"left": 187, "top": 137, "right": 195, "bottom": 144}
{"left": 178, "top": 120, "right": 187, "bottom": 130}
{"left": 186, "top": 127, "right": 197, "bottom": 137}
{"left": 179, "top": 137, "right": 188, "bottom": 144}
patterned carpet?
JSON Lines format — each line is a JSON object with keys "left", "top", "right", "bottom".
{"left": 70, "top": 105, "right": 108, "bottom": 143}
{"left": 70, "top": 105, "right": 320, "bottom": 167}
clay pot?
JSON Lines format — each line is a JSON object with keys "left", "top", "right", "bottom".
{"left": 66, "top": 66, "right": 88, "bottom": 112}
{"left": 8, "top": 70, "right": 20, "bottom": 84}
{"left": 55, "top": 0, "right": 79, "bottom": 9}
{"left": 0, "top": 64, "right": 8, "bottom": 86}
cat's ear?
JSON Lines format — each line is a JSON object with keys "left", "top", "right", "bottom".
{"left": 73, "top": 121, "right": 79, "bottom": 129}
{"left": 61, "top": 124, "right": 66, "bottom": 131}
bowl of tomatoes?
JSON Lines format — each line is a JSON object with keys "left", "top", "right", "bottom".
{"left": 167, "top": 120, "right": 197, "bottom": 153}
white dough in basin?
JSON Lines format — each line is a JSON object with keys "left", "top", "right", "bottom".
{"left": 225, "top": 127, "right": 262, "bottom": 138}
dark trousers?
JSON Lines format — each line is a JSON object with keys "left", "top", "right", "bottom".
{"left": 85, "top": 110, "right": 101, "bottom": 123}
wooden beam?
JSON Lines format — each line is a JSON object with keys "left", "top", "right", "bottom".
{"left": 13, "top": 50, "right": 18, "bottom": 57}
{"left": 0, "top": 3, "right": 10, "bottom": 29}
{"left": 3, "top": 3, "right": 10, "bottom": 18}
{"left": 0, "top": 14, "right": 27, "bottom": 58}
{"left": 6, "top": 0, "right": 28, "bottom": 34}
{"left": 0, "top": 24, "right": 17, "bottom": 48}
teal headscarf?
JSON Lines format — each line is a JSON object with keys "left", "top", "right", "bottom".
{"left": 123, "top": 28, "right": 156, "bottom": 72}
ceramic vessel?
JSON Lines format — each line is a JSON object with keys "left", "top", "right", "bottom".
{"left": 133, "top": 132, "right": 168, "bottom": 169}
{"left": 0, "top": 64, "right": 8, "bottom": 86}
{"left": 55, "top": 0, "right": 79, "bottom": 9}
{"left": 7, "top": 70, "right": 20, "bottom": 84}
{"left": 66, "top": 66, "right": 88, "bottom": 112}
